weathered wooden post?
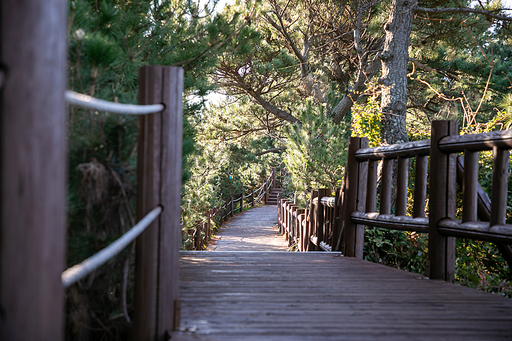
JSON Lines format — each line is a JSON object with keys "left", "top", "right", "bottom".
{"left": 290, "top": 205, "right": 298, "bottom": 247}
{"left": 134, "top": 66, "right": 184, "bottom": 338}
{"left": 230, "top": 197, "right": 234, "bottom": 217}
{"left": 271, "top": 167, "right": 276, "bottom": 189}
{"left": 207, "top": 209, "right": 213, "bottom": 242}
{"left": 307, "top": 191, "right": 319, "bottom": 251}
{"left": 428, "top": 120, "right": 457, "bottom": 282}
{"left": 341, "top": 137, "right": 369, "bottom": 258}
{"left": 296, "top": 209, "right": 305, "bottom": 249}
{"left": 1, "top": 1, "right": 67, "bottom": 339}
{"left": 264, "top": 181, "right": 268, "bottom": 204}
{"left": 315, "top": 189, "right": 329, "bottom": 250}
{"left": 251, "top": 189, "right": 255, "bottom": 207}
{"left": 332, "top": 186, "right": 344, "bottom": 251}
{"left": 281, "top": 198, "right": 287, "bottom": 234}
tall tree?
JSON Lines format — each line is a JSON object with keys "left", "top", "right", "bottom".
{"left": 216, "top": 0, "right": 512, "bottom": 144}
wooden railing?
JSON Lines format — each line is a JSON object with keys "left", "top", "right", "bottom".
{"left": 1, "top": 62, "right": 184, "bottom": 339}
{"left": 278, "top": 120, "right": 512, "bottom": 281}
{"left": 186, "top": 168, "right": 275, "bottom": 250}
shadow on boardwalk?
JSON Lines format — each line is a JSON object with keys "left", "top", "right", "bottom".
{"left": 207, "top": 205, "right": 288, "bottom": 251}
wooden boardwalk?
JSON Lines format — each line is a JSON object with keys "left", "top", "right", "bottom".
{"left": 174, "top": 207, "right": 512, "bottom": 340}
{"left": 207, "top": 205, "right": 288, "bottom": 251}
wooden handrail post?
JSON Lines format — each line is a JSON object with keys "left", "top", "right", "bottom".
{"left": 230, "top": 197, "right": 234, "bottom": 217}
{"left": 316, "top": 189, "right": 329, "bottom": 250}
{"left": 307, "top": 191, "right": 319, "bottom": 251}
{"left": 264, "top": 181, "right": 268, "bottom": 204}
{"left": 341, "top": 137, "right": 369, "bottom": 258}
{"left": 429, "top": 120, "right": 457, "bottom": 282}
{"left": 290, "top": 205, "right": 298, "bottom": 247}
{"left": 1, "top": 1, "right": 67, "bottom": 338}
{"left": 282, "top": 200, "right": 288, "bottom": 240}
{"left": 277, "top": 199, "right": 281, "bottom": 233}
{"left": 251, "top": 189, "right": 255, "bottom": 207}
{"left": 332, "top": 187, "right": 343, "bottom": 251}
{"left": 134, "top": 66, "right": 184, "bottom": 338}
{"left": 296, "top": 209, "right": 305, "bottom": 250}
{"left": 271, "top": 167, "right": 276, "bottom": 189}
{"left": 207, "top": 209, "right": 213, "bottom": 241}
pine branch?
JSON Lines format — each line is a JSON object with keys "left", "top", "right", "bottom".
{"left": 255, "top": 147, "right": 286, "bottom": 156}
{"left": 415, "top": 6, "right": 512, "bottom": 21}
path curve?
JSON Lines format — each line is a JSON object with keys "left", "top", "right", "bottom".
{"left": 207, "top": 205, "right": 288, "bottom": 251}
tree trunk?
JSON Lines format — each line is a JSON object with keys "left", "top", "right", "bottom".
{"left": 379, "top": 0, "right": 417, "bottom": 145}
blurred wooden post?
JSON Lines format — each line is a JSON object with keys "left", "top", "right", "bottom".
{"left": 271, "top": 167, "right": 276, "bottom": 189}
{"left": 134, "top": 66, "right": 184, "bottom": 339}
{"left": 207, "top": 209, "right": 213, "bottom": 241}
{"left": 316, "top": 189, "right": 329, "bottom": 250}
{"left": 264, "top": 181, "right": 268, "bottom": 204}
{"left": 251, "top": 189, "right": 255, "bottom": 207}
{"left": 429, "top": 120, "right": 457, "bottom": 282}
{"left": 0, "top": 1, "right": 67, "bottom": 339}
{"left": 230, "top": 197, "right": 234, "bottom": 217}
{"left": 341, "top": 137, "right": 369, "bottom": 258}
{"left": 307, "top": 191, "right": 319, "bottom": 251}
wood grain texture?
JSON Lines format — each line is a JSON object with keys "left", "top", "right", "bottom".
{"left": 395, "top": 156, "right": 409, "bottom": 216}
{"left": 134, "top": 66, "right": 184, "bottom": 339}
{"left": 158, "top": 66, "right": 184, "bottom": 335}
{"left": 380, "top": 158, "right": 393, "bottom": 215}
{"left": 413, "top": 155, "right": 428, "bottom": 218}
{"left": 429, "top": 120, "right": 457, "bottom": 282}
{"left": 439, "top": 129, "right": 512, "bottom": 153}
{"left": 342, "top": 137, "right": 368, "bottom": 257}
{"left": 490, "top": 147, "right": 509, "bottom": 226}
{"left": 175, "top": 252, "right": 512, "bottom": 340}
{"left": 462, "top": 150, "right": 479, "bottom": 223}
{"left": 1, "top": 1, "right": 67, "bottom": 339}
{"left": 134, "top": 66, "right": 163, "bottom": 340}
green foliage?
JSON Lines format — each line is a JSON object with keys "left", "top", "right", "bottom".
{"left": 364, "top": 229, "right": 428, "bottom": 275}
{"left": 283, "top": 102, "right": 349, "bottom": 206}
{"left": 66, "top": 0, "right": 247, "bottom": 338}
{"left": 456, "top": 239, "right": 511, "bottom": 298}
{"left": 181, "top": 99, "right": 282, "bottom": 248}
{"left": 351, "top": 100, "right": 382, "bottom": 147}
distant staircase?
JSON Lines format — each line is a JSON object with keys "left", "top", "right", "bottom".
{"left": 266, "top": 187, "right": 282, "bottom": 205}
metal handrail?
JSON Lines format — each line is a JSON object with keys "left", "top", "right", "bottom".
{"left": 66, "top": 90, "right": 164, "bottom": 115}
{"left": 62, "top": 206, "right": 162, "bottom": 288}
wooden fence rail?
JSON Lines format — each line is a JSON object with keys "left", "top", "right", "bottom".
{"left": 0, "top": 56, "right": 183, "bottom": 339}
{"left": 278, "top": 120, "right": 512, "bottom": 281}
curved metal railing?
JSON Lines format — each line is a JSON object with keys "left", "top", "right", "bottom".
{"left": 62, "top": 206, "right": 162, "bottom": 288}
{"left": 62, "top": 90, "right": 167, "bottom": 286}
{"left": 66, "top": 90, "right": 164, "bottom": 115}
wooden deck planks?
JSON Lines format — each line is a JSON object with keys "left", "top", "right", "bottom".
{"left": 175, "top": 252, "right": 512, "bottom": 340}
{"left": 207, "top": 205, "right": 287, "bottom": 251}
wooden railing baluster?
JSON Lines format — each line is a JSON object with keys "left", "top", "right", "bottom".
{"left": 366, "top": 161, "right": 378, "bottom": 212}
{"left": 463, "top": 150, "right": 479, "bottom": 223}
{"left": 413, "top": 155, "right": 428, "bottom": 218}
{"left": 490, "top": 147, "right": 509, "bottom": 226}
{"left": 380, "top": 158, "right": 393, "bottom": 215}
{"left": 429, "top": 120, "right": 457, "bottom": 282}
{"left": 395, "top": 156, "right": 409, "bottom": 216}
